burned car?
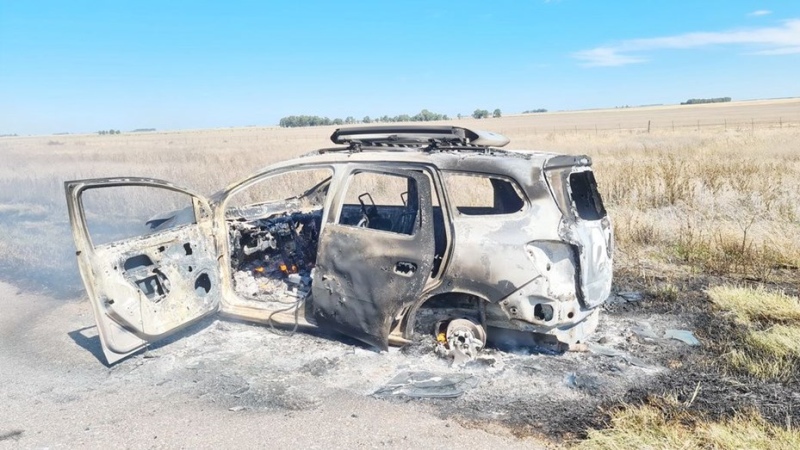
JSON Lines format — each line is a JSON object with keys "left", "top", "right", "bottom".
{"left": 65, "top": 126, "right": 613, "bottom": 364}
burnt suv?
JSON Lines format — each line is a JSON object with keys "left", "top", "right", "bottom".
{"left": 66, "top": 126, "right": 613, "bottom": 364}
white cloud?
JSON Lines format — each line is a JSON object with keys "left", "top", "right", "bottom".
{"left": 754, "top": 46, "right": 800, "bottom": 55}
{"left": 573, "top": 19, "right": 800, "bottom": 67}
{"left": 571, "top": 48, "right": 647, "bottom": 67}
{"left": 748, "top": 10, "right": 772, "bottom": 17}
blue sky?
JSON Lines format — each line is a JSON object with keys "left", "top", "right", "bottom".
{"left": 1, "top": 0, "right": 799, "bottom": 135}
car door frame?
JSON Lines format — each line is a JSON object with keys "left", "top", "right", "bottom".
{"left": 310, "top": 163, "right": 437, "bottom": 350}
{"left": 66, "top": 177, "right": 220, "bottom": 365}
{"left": 211, "top": 163, "right": 339, "bottom": 327}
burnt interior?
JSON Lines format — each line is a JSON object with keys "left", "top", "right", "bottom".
{"left": 226, "top": 170, "right": 449, "bottom": 303}
{"left": 228, "top": 209, "right": 322, "bottom": 302}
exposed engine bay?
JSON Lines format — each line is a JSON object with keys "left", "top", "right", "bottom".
{"left": 228, "top": 209, "right": 322, "bottom": 303}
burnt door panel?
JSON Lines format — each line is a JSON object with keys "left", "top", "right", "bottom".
{"left": 312, "top": 170, "right": 435, "bottom": 350}
{"left": 65, "top": 178, "right": 220, "bottom": 364}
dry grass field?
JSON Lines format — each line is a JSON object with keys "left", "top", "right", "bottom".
{"left": 1, "top": 98, "right": 798, "bottom": 293}
{"left": 1, "top": 98, "right": 799, "bottom": 447}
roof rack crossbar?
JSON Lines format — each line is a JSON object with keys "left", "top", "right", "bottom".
{"left": 330, "top": 125, "right": 510, "bottom": 148}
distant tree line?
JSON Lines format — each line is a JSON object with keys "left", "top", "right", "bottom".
{"left": 132, "top": 128, "right": 156, "bottom": 132}
{"left": 279, "top": 109, "right": 451, "bottom": 128}
{"left": 98, "top": 129, "right": 121, "bottom": 135}
{"left": 472, "top": 108, "right": 502, "bottom": 119}
{"left": 681, "top": 97, "right": 731, "bottom": 105}
{"left": 522, "top": 108, "right": 548, "bottom": 114}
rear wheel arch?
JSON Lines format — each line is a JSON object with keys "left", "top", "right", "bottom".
{"left": 400, "top": 291, "right": 491, "bottom": 340}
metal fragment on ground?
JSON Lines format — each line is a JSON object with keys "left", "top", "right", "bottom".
{"left": 631, "top": 322, "right": 659, "bottom": 340}
{"left": 664, "top": 329, "right": 700, "bottom": 346}
{"left": 619, "top": 291, "right": 643, "bottom": 302}
{"left": 586, "top": 342, "right": 657, "bottom": 369}
{"left": 372, "top": 371, "right": 479, "bottom": 399}
{"left": 608, "top": 291, "right": 644, "bottom": 304}
{"left": 565, "top": 372, "right": 602, "bottom": 393}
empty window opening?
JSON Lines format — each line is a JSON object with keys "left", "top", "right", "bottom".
{"left": 569, "top": 171, "right": 607, "bottom": 220}
{"left": 81, "top": 186, "right": 196, "bottom": 247}
{"left": 338, "top": 172, "right": 419, "bottom": 236}
{"left": 443, "top": 173, "right": 525, "bottom": 215}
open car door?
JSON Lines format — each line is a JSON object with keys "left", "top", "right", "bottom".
{"left": 65, "top": 178, "right": 221, "bottom": 364}
{"left": 312, "top": 168, "right": 435, "bottom": 350}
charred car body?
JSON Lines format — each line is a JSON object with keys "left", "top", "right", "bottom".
{"left": 65, "top": 126, "right": 613, "bottom": 364}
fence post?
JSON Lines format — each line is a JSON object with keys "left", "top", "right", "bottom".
{"left": 647, "top": 120, "right": 651, "bottom": 133}
{"left": 595, "top": 124, "right": 598, "bottom": 136}
{"left": 751, "top": 118, "right": 754, "bottom": 131}
{"left": 724, "top": 119, "right": 727, "bottom": 130}
{"left": 672, "top": 121, "right": 675, "bottom": 132}
{"left": 780, "top": 117, "right": 783, "bottom": 128}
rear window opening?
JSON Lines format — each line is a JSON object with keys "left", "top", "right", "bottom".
{"left": 443, "top": 173, "right": 525, "bottom": 216}
{"left": 569, "top": 171, "right": 607, "bottom": 220}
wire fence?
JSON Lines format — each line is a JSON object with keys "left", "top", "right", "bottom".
{"left": 525, "top": 117, "right": 800, "bottom": 135}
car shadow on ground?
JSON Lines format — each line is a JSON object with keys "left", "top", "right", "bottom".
{"left": 67, "top": 325, "right": 106, "bottom": 365}
{"left": 67, "top": 317, "right": 219, "bottom": 367}
{"left": 67, "top": 315, "right": 375, "bottom": 366}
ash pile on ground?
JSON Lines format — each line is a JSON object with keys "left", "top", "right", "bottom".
{"left": 86, "top": 289, "right": 704, "bottom": 442}
{"left": 22, "top": 272, "right": 790, "bottom": 446}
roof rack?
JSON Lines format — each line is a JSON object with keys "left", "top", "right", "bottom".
{"left": 330, "top": 125, "right": 510, "bottom": 148}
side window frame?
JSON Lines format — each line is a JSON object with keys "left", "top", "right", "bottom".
{"left": 76, "top": 182, "right": 207, "bottom": 249}
{"left": 334, "top": 168, "right": 421, "bottom": 237}
{"left": 221, "top": 165, "right": 335, "bottom": 212}
{"left": 441, "top": 171, "right": 529, "bottom": 218}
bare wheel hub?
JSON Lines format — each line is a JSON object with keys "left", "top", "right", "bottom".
{"left": 436, "top": 318, "right": 487, "bottom": 365}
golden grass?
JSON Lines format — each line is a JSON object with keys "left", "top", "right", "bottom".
{"left": 728, "top": 325, "right": 800, "bottom": 379}
{"left": 707, "top": 285, "right": 800, "bottom": 380}
{"left": 707, "top": 286, "right": 800, "bottom": 324}
{"left": 576, "top": 402, "right": 800, "bottom": 450}
{"left": 0, "top": 99, "right": 798, "bottom": 290}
